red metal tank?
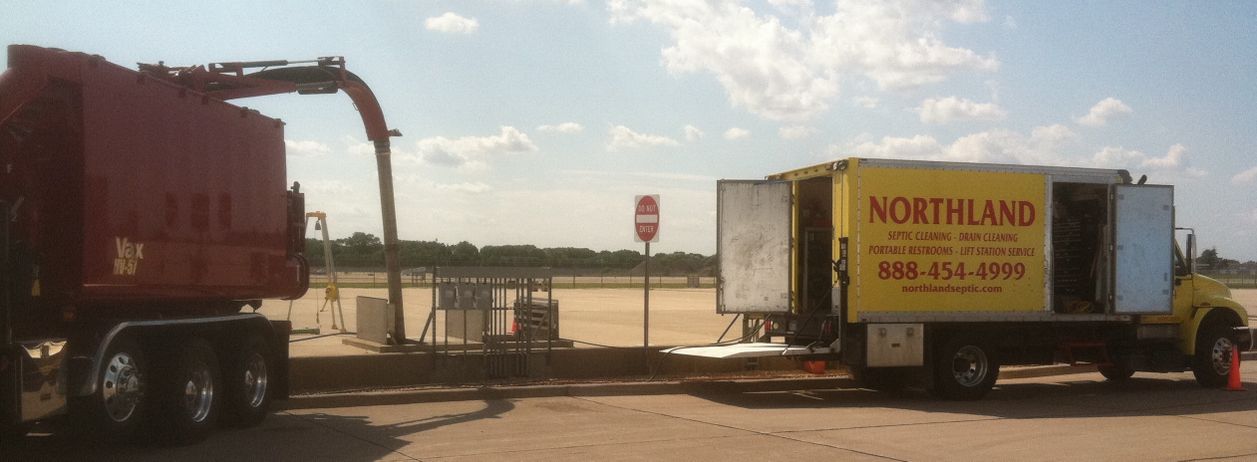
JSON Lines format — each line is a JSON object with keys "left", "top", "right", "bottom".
{"left": 1, "top": 45, "right": 307, "bottom": 315}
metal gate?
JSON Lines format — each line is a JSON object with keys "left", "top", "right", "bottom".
{"left": 428, "top": 267, "right": 554, "bottom": 379}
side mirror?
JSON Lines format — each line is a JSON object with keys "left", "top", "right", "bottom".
{"left": 1185, "top": 233, "right": 1196, "bottom": 274}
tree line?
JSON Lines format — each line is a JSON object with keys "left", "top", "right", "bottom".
{"left": 305, "top": 232, "right": 716, "bottom": 275}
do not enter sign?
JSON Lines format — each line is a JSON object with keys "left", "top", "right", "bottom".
{"left": 635, "top": 195, "right": 660, "bottom": 243}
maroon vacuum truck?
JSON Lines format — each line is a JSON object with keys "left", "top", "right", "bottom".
{"left": 0, "top": 45, "right": 400, "bottom": 443}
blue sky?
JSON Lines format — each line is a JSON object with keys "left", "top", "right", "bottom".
{"left": 4, "top": 1, "right": 1256, "bottom": 260}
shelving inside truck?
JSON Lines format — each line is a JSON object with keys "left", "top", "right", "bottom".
{"left": 796, "top": 176, "right": 834, "bottom": 316}
{"left": 1050, "top": 182, "right": 1110, "bottom": 314}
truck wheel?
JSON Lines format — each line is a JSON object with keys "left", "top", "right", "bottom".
{"left": 223, "top": 334, "right": 273, "bottom": 427}
{"left": 931, "top": 337, "right": 999, "bottom": 400}
{"left": 1098, "top": 363, "right": 1135, "bottom": 381}
{"left": 0, "top": 422, "right": 31, "bottom": 442}
{"left": 148, "top": 338, "right": 222, "bottom": 443}
{"left": 849, "top": 366, "right": 908, "bottom": 392}
{"left": 1192, "top": 322, "right": 1234, "bottom": 388}
{"left": 74, "top": 335, "right": 147, "bottom": 441}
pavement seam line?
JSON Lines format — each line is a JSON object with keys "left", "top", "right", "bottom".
{"left": 283, "top": 411, "right": 423, "bottom": 462}
{"left": 1145, "top": 408, "right": 1257, "bottom": 431}
{"left": 419, "top": 433, "right": 754, "bottom": 460}
{"left": 1179, "top": 451, "right": 1257, "bottom": 461}
{"left": 572, "top": 396, "right": 908, "bottom": 462}
{"left": 1030, "top": 392, "right": 1257, "bottom": 430}
{"left": 771, "top": 415, "right": 1005, "bottom": 434}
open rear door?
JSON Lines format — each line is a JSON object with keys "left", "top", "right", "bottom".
{"left": 717, "top": 180, "right": 791, "bottom": 314}
{"left": 1111, "top": 184, "right": 1174, "bottom": 314}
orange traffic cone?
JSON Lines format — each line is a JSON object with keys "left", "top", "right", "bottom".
{"left": 802, "top": 360, "right": 826, "bottom": 374}
{"left": 1226, "top": 348, "right": 1245, "bottom": 392}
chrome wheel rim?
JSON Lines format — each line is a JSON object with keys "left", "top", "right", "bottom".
{"left": 952, "top": 345, "right": 989, "bottom": 388}
{"left": 183, "top": 365, "right": 215, "bottom": 423}
{"left": 1211, "top": 337, "right": 1234, "bottom": 376}
{"left": 244, "top": 353, "right": 269, "bottom": 408}
{"left": 102, "top": 352, "right": 142, "bottom": 423}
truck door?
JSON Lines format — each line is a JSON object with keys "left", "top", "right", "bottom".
{"left": 717, "top": 180, "right": 791, "bottom": 314}
{"left": 1111, "top": 184, "right": 1174, "bottom": 314}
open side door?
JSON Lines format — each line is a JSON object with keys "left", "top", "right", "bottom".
{"left": 717, "top": 180, "right": 791, "bottom": 314}
{"left": 1111, "top": 184, "right": 1174, "bottom": 314}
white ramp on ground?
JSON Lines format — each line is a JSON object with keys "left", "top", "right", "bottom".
{"left": 662, "top": 342, "right": 833, "bottom": 359}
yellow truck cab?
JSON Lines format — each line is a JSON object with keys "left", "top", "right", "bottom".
{"left": 672, "top": 157, "right": 1252, "bottom": 399}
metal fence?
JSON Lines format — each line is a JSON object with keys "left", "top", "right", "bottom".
{"left": 1199, "top": 271, "right": 1257, "bottom": 289}
{"left": 310, "top": 271, "right": 716, "bottom": 289}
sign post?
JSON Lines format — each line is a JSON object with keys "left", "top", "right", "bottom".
{"left": 635, "top": 195, "right": 659, "bottom": 363}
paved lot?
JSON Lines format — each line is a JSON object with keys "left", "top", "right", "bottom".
{"left": 276, "top": 288, "right": 1257, "bottom": 358}
{"left": 7, "top": 364, "right": 1257, "bottom": 461}
{"left": 269, "top": 287, "right": 730, "bottom": 356}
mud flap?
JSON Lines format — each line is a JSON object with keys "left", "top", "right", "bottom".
{"left": 270, "top": 320, "right": 292, "bottom": 400}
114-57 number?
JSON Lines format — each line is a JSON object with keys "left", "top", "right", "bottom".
{"left": 877, "top": 261, "right": 1026, "bottom": 281}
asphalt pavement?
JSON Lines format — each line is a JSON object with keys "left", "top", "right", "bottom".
{"left": 6, "top": 362, "right": 1257, "bottom": 461}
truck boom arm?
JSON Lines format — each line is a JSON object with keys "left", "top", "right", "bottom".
{"left": 136, "top": 55, "right": 410, "bottom": 343}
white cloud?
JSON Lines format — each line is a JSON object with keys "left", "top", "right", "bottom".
{"left": 1232, "top": 165, "right": 1257, "bottom": 184}
{"left": 1240, "top": 209, "right": 1257, "bottom": 226}
{"left": 846, "top": 134, "right": 944, "bottom": 160}
{"left": 425, "top": 12, "right": 479, "bottom": 34}
{"left": 1003, "top": 15, "right": 1017, "bottom": 30}
{"left": 607, "top": 125, "right": 680, "bottom": 151}
{"left": 434, "top": 182, "right": 493, "bottom": 194}
{"left": 342, "top": 136, "right": 376, "bottom": 156}
{"left": 1141, "top": 143, "right": 1187, "bottom": 169}
{"left": 839, "top": 127, "right": 1208, "bottom": 182}
{"left": 559, "top": 169, "right": 713, "bottom": 182}
{"left": 1076, "top": 97, "right": 1133, "bottom": 127}
{"left": 537, "top": 122, "right": 584, "bottom": 134}
{"left": 1090, "top": 146, "right": 1145, "bottom": 169}
{"left": 1030, "top": 124, "right": 1076, "bottom": 144}
{"left": 415, "top": 126, "right": 538, "bottom": 169}
{"left": 394, "top": 175, "right": 494, "bottom": 194}
{"left": 948, "top": 0, "right": 990, "bottom": 23}
{"left": 285, "top": 139, "right": 331, "bottom": 157}
{"left": 915, "top": 96, "right": 1007, "bottom": 124}
{"left": 768, "top": 0, "right": 811, "bottom": 8}
{"left": 1090, "top": 144, "right": 1206, "bottom": 178}
{"left": 609, "top": 0, "right": 997, "bottom": 121}
{"left": 302, "top": 180, "right": 354, "bottom": 194}
{"left": 839, "top": 124, "right": 1078, "bottom": 165}
{"left": 724, "top": 127, "right": 751, "bottom": 140}
{"left": 683, "top": 124, "right": 704, "bottom": 142}
{"left": 778, "top": 125, "right": 814, "bottom": 140}
{"left": 854, "top": 96, "right": 879, "bottom": 109}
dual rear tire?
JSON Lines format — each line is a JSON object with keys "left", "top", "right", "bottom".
{"left": 76, "top": 331, "right": 274, "bottom": 444}
{"left": 223, "top": 334, "right": 275, "bottom": 427}
{"left": 148, "top": 338, "right": 222, "bottom": 444}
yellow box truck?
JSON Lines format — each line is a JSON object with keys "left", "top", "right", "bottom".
{"left": 672, "top": 157, "right": 1252, "bottom": 400}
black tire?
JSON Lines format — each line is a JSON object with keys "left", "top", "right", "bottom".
{"left": 0, "top": 422, "right": 31, "bottom": 443}
{"left": 1098, "top": 363, "right": 1136, "bottom": 381}
{"left": 147, "top": 338, "right": 222, "bottom": 444}
{"left": 1192, "top": 321, "right": 1234, "bottom": 388}
{"left": 849, "top": 366, "right": 909, "bottom": 392}
{"left": 931, "top": 337, "right": 999, "bottom": 400}
{"left": 223, "top": 333, "right": 273, "bottom": 427}
{"left": 72, "top": 335, "right": 148, "bottom": 442}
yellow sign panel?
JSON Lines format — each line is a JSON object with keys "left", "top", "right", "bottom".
{"left": 854, "top": 166, "right": 1046, "bottom": 313}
